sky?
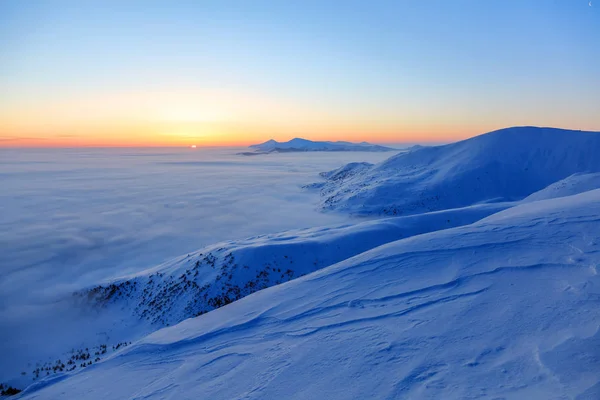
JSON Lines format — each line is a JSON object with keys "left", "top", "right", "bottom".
{"left": 0, "top": 0, "right": 599, "bottom": 147}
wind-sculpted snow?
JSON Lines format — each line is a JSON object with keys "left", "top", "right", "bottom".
{"left": 21, "top": 190, "right": 600, "bottom": 399}
{"left": 314, "top": 126, "right": 600, "bottom": 216}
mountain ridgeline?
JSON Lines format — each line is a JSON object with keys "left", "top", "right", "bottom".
{"left": 241, "top": 138, "right": 396, "bottom": 154}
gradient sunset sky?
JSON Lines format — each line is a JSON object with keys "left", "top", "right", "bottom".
{"left": 1, "top": 0, "right": 598, "bottom": 147}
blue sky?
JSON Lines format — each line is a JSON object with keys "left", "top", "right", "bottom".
{"left": 0, "top": 0, "right": 598, "bottom": 146}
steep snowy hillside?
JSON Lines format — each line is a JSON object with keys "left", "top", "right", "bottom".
{"left": 243, "top": 138, "right": 395, "bottom": 154}
{"left": 21, "top": 190, "right": 600, "bottom": 399}
{"left": 75, "top": 202, "right": 508, "bottom": 325}
{"left": 1, "top": 203, "right": 510, "bottom": 388}
{"left": 314, "top": 127, "right": 600, "bottom": 216}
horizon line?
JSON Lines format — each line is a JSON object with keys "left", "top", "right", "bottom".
{"left": 2, "top": 125, "right": 599, "bottom": 149}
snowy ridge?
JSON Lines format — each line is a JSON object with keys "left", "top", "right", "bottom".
{"left": 73, "top": 203, "right": 508, "bottom": 337}
{"left": 314, "top": 127, "right": 600, "bottom": 216}
{"left": 21, "top": 189, "right": 600, "bottom": 399}
{"left": 522, "top": 172, "right": 600, "bottom": 202}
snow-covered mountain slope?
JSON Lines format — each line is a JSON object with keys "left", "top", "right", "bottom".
{"left": 313, "top": 127, "right": 600, "bottom": 216}
{"left": 75, "top": 202, "right": 509, "bottom": 325}
{"left": 2, "top": 203, "right": 511, "bottom": 388}
{"left": 522, "top": 172, "right": 600, "bottom": 202}
{"left": 244, "top": 138, "right": 395, "bottom": 154}
{"left": 21, "top": 190, "right": 600, "bottom": 399}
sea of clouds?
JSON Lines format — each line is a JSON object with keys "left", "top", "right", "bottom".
{"left": 1, "top": 147, "right": 398, "bottom": 378}
{"left": 0, "top": 147, "right": 395, "bottom": 304}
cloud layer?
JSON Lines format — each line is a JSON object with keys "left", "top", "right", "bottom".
{"left": 0, "top": 147, "right": 393, "bottom": 304}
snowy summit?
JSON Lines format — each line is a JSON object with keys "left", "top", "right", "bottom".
{"left": 313, "top": 126, "right": 600, "bottom": 216}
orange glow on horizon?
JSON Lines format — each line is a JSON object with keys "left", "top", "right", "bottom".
{"left": 6, "top": 87, "right": 592, "bottom": 148}
{"left": 0, "top": 87, "right": 494, "bottom": 148}
{"left": 0, "top": 126, "right": 479, "bottom": 148}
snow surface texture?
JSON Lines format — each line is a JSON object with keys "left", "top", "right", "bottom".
{"left": 314, "top": 127, "right": 600, "bottom": 216}
{"left": 21, "top": 190, "right": 600, "bottom": 399}
{"left": 243, "top": 138, "right": 396, "bottom": 154}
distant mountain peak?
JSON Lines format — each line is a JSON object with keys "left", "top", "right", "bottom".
{"left": 246, "top": 138, "right": 395, "bottom": 154}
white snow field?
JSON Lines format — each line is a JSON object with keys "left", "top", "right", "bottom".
{"left": 315, "top": 127, "right": 600, "bottom": 216}
{"left": 20, "top": 189, "right": 600, "bottom": 399}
